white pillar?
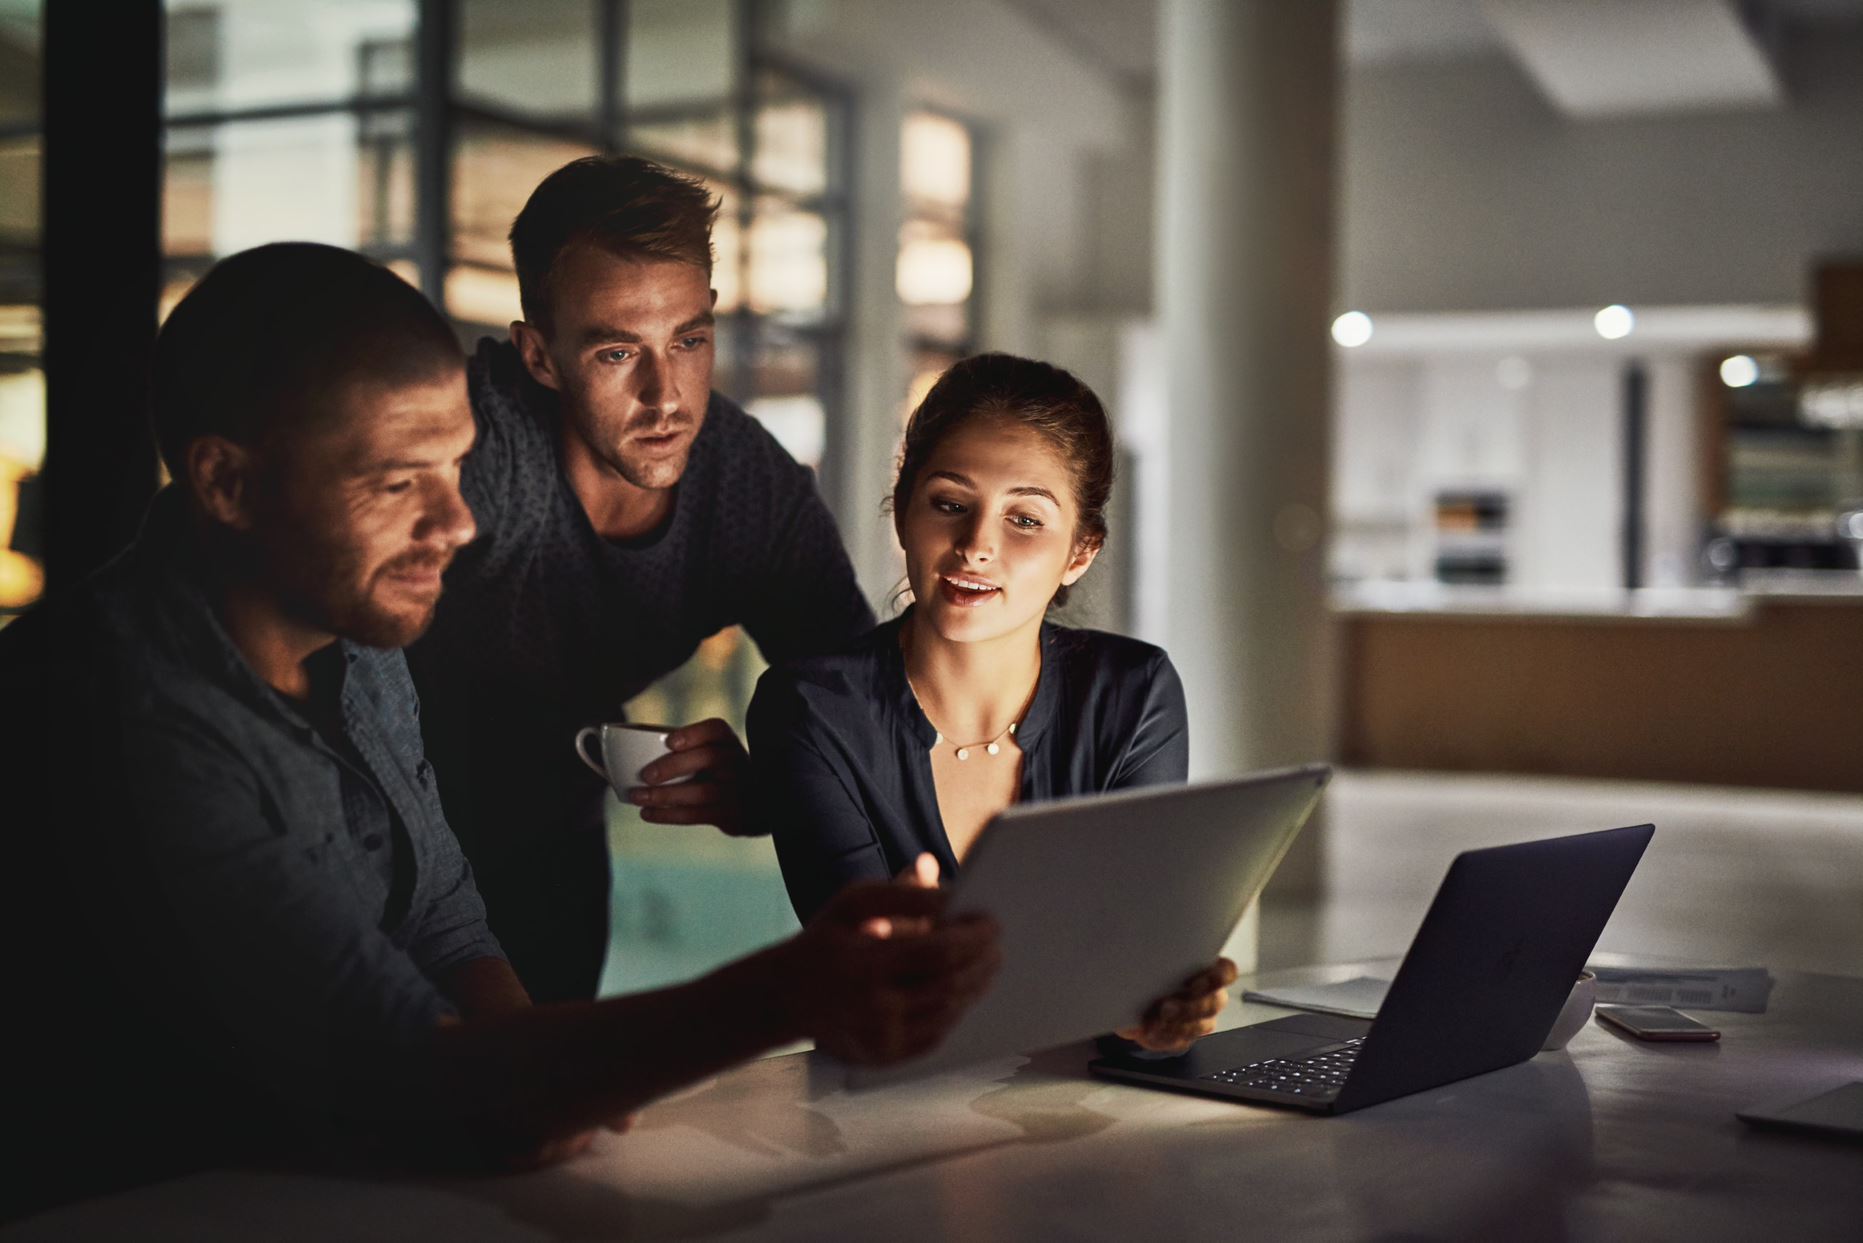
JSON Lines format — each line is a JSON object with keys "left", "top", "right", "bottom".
{"left": 1157, "top": 1, "right": 1340, "bottom": 916}
{"left": 840, "top": 85, "right": 911, "bottom": 608}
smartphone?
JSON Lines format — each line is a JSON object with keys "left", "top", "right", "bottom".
{"left": 1596, "top": 1004, "right": 1720, "bottom": 1041}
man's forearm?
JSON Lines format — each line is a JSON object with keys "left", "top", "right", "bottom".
{"left": 418, "top": 938, "right": 803, "bottom": 1148}
{"left": 440, "top": 955, "right": 532, "bottom": 1019}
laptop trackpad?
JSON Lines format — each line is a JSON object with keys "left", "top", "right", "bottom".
{"left": 1250, "top": 1013, "right": 1375, "bottom": 1042}
{"left": 1192, "top": 1014, "right": 1373, "bottom": 1068}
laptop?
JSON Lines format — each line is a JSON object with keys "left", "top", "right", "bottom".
{"left": 1091, "top": 823, "right": 1654, "bottom": 1114}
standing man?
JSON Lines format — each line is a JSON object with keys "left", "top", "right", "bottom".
{"left": 0, "top": 244, "right": 994, "bottom": 1216}
{"left": 410, "top": 157, "right": 876, "bottom": 1001}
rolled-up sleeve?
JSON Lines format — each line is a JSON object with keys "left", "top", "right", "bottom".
{"left": 403, "top": 817, "right": 503, "bottom": 978}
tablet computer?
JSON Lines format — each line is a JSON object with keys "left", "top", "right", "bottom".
{"left": 846, "top": 763, "right": 1330, "bottom": 1085}
{"left": 1738, "top": 1081, "right": 1863, "bottom": 1143}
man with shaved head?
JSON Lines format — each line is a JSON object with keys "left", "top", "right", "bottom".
{"left": 0, "top": 243, "right": 995, "bottom": 1216}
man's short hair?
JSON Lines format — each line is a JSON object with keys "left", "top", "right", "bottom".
{"left": 151, "top": 243, "right": 462, "bottom": 478}
{"left": 509, "top": 156, "right": 718, "bottom": 332}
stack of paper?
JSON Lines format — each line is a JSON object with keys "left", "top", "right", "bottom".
{"left": 1241, "top": 976, "right": 1389, "bottom": 1019}
{"left": 1241, "top": 964, "right": 1776, "bottom": 1020}
{"left": 1589, "top": 966, "right": 1774, "bottom": 1013}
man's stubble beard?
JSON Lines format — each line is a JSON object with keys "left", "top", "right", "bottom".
{"left": 563, "top": 387, "right": 697, "bottom": 492}
{"left": 272, "top": 536, "right": 448, "bottom": 651}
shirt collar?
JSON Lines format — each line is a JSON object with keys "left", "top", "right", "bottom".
{"left": 881, "top": 608, "right": 1060, "bottom": 749}
{"left": 131, "top": 486, "right": 362, "bottom": 731}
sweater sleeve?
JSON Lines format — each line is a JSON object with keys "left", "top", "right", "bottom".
{"left": 738, "top": 446, "right": 876, "bottom": 667}
{"left": 747, "top": 666, "right": 892, "bottom": 924}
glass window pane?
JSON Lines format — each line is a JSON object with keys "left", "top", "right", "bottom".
{"left": 629, "top": 108, "right": 736, "bottom": 179}
{"left": 0, "top": 135, "right": 40, "bottom": 263}
{"left": 626, "top": 0, "right": 736, "bottom": 113}
{"left": 0, "top": 2, "right": 41, "bottom": 129}
{"left": 752, "top": 330, "right": 819, "bottom": 399}
{"left": 908, "top": 347, "right": 962, "bottom": 422}
{"left": 163, "top": 0, "right": 416, "bottom": 114}
{"left": 164, "top": 114, "right": 417, "bottom": 261}
{"left": 711, "top": 184, "right": 743, "bottom": 315}
{"left": 0, "top": 309, "right": 43, "bottom": 613}
{"left": 356, "top": 109, "right": 417, "bottom": 249}
{"left": 748, "top": 331, "right": 825, "bottom": 466}
{"left": 452, "top": 122, "right": 599, "bottom": 270}
{"left": 0, "top": 337, "right": 42, "bottom": 470}
{"left": 746, "top": 396, "right": 825, "bottom": 470}
{"left": 458, "top": 0, "right": 597, "bottom": 122}
{"left": 897, "top": 218, "right": 972, "bottom": 345}
{"left": 445, "top": 264, "right": 522, "bottom": 329}
{"left": 752, "top": 73, "right": 826, "bottom": 198}
{"left": 902, "top": 110, "right": 970, "bottom": 212}
{"left": 712, "top": 313, "right": 749, "bottom": 394}
{"left": 896, "top": 219, "right": 973, "bottom": 306}
{"left": 748, "top": 202, "right": 827, "bottom": 318}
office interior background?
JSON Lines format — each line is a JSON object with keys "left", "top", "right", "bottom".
{"left": 2, "top": 0, "right": 1859, "bottom": 994}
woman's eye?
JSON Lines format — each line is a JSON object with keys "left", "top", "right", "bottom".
{"left": 932, "top": 499, "right": 965, "bottom": 515}
{"left": 1010, "top": 514, "right": 1043, "bottom": 530}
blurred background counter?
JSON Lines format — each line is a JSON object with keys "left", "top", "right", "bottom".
{"left": 1333, "top": 578, "right": 1863, "bottom": 795}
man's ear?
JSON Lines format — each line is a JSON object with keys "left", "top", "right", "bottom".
{"left": 509, "top": 320, "right": 562, "bottom": 392}
{"left": 186, "top": 435, "right": 258, "bottom": 531}
{"left": 1060, "top": 535, "right": 1102, "bottom": 587}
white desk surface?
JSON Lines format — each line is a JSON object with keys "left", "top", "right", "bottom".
{"left": 9, "top": 962, "right": 1862, "bottom": 1243}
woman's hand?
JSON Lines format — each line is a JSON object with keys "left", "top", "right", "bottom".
{"left": 861, "top": 853, "right": 943, "bottom": 939}
{"left": 1114, "top": 958, "right": 1239, "bottom": 1053}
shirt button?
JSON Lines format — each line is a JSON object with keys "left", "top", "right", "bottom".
{"left": 362, "top": 834, "right": 385, "bottom": 851}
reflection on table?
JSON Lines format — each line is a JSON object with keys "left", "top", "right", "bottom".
{"left": 7, "top": 962, "right": 1860, "bottom": 1242}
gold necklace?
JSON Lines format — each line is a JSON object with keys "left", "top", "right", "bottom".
{"left": 905, "top": 672, "right": 1027, "bottom": 761}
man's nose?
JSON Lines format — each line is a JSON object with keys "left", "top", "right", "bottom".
{"left": 422, "top": 477, "right": 477, "bottom": 550}
{"left": 636, "top": 352, "right": 681, "bottom": 421}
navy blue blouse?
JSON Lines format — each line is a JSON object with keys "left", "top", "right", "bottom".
{"left": 747, "top": 612, "right": 1190, "bottom": 923}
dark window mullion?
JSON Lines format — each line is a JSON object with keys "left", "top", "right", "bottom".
{"left": 165, "top": 96, "right": 416, "bottom": 129}
{"left": 730, "top": 0, "right": 758, "bottom": 406}
{"left": 599, "top": 0, "right": 626, "bottom": 154}
{"left": 414, "top": 0, "right": 456, "bottom": 310}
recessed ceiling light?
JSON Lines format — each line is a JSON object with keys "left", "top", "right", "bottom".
{"left": 1593, "top": 304, "right": 1634, "bottom": 340}
{"left": 1332, "top": 311, "right": 1373, "bottom": 348}
{"left": 1719, "top": 355, "right": 1760, "bottom": 388}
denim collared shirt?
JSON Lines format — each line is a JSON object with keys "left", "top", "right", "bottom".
{"left": 1, "top": 489, "right": 502, "bottom": 1132}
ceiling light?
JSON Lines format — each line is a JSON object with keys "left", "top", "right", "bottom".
{"left": 1719, "top": 355, "right": 1760, "bottom": 388}
{"left": 1593, "top": 305, "right": 1634, "bottom": 340}
{"left": 1331, "top": 311, "right": 1373, "bottom": 348}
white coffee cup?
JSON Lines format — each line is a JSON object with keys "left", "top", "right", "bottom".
{"left": 574, "top": 722, "right": 693, "bottom": 795}
{"left": 1541, "top": 970, "right": 1597, "bottom": 1051}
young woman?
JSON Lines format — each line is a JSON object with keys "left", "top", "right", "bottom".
{"left": 747, "top": 353, "right": 1232, "bottom": 1051}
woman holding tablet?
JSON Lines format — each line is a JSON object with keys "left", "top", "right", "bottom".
{"left": 747, "top": 353, "right": 1232, "bottom": 1051}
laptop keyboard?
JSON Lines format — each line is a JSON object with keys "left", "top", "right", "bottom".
{"left": 1202, "top": 1037, "right": 1366, "bottom": 1099}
